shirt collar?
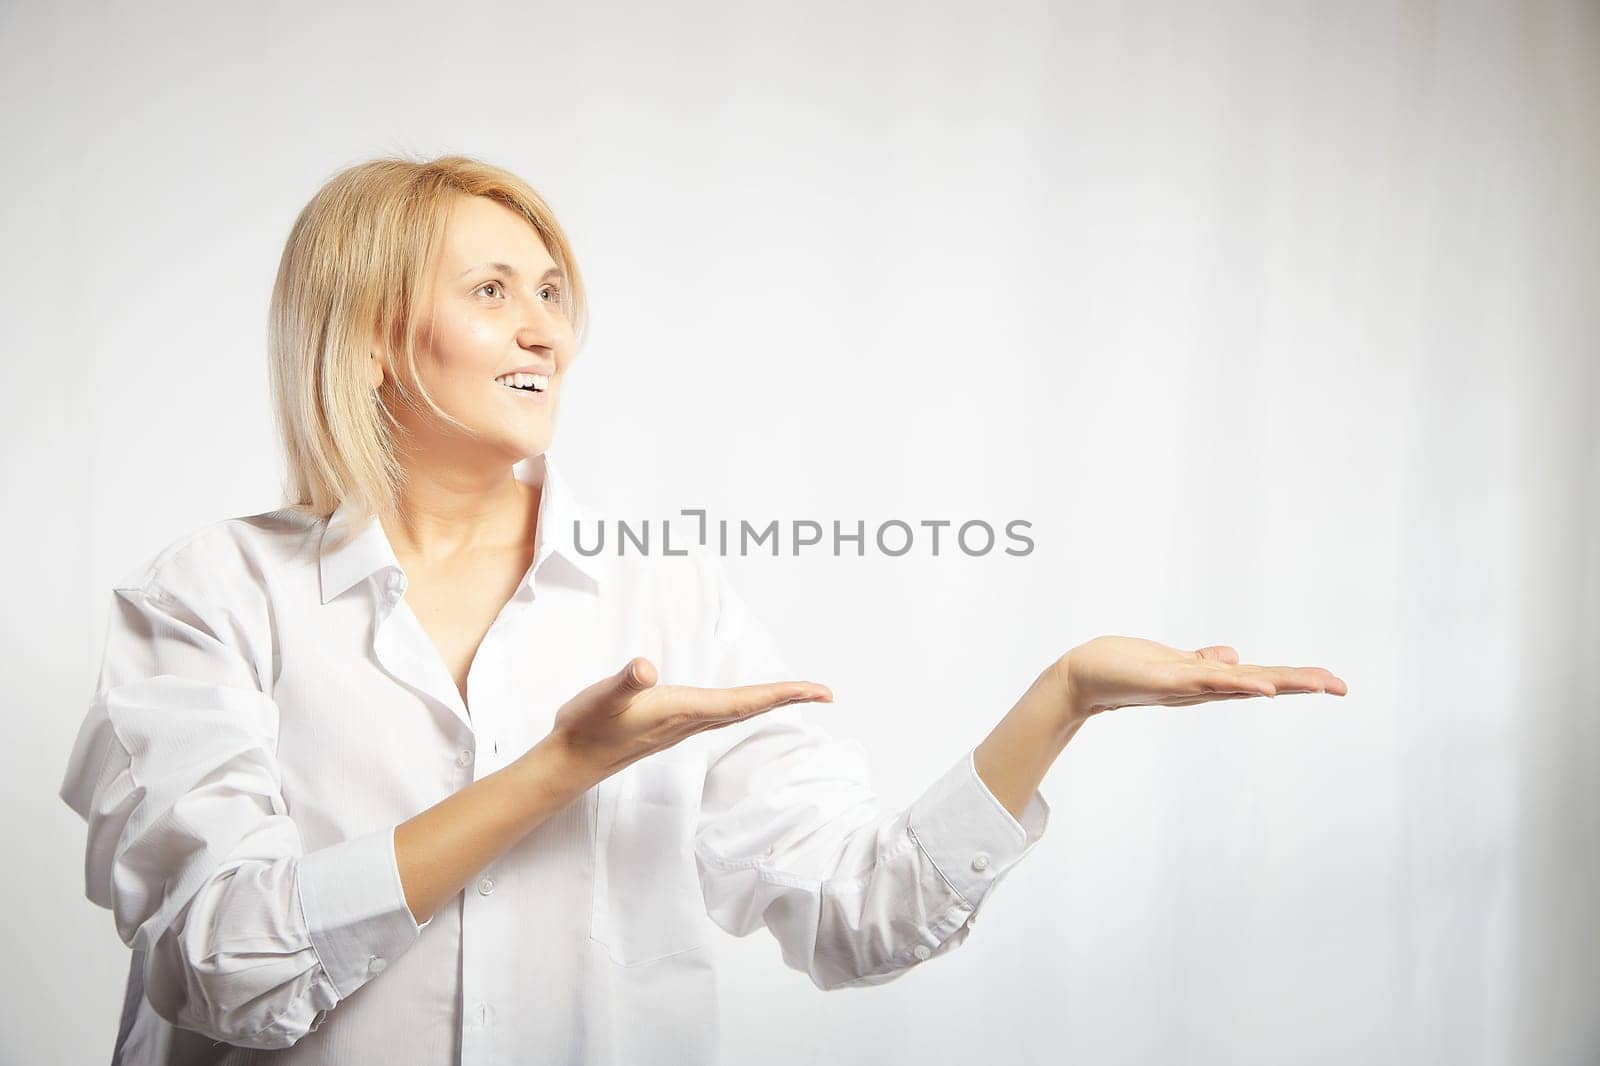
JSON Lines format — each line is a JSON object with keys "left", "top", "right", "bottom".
{"left": 318, "top": 448, "right": 604, "bottom": 605}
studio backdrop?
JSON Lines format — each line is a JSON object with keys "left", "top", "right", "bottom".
{"left": 2, "top": 2, "right": 1595, "bottom": 1064}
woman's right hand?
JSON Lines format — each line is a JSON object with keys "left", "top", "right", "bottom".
{"left": 545, "top": 657, "right": 833, "bottom": 785}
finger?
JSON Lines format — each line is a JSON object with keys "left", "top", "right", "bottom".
{"left": 1183, "top": 664, "right": 1278, "bottom": 697}
{"left": 1163, "top": 691, "right": 1265, "bottom": 706}
{"left": 1242, "top": 665, "right": 1346, "bottom": 696}
{"left": 1305, "top": 669, "right": 1348, "bottom": 696}
{"left": 685, "top": 681, "right": 834, "bottom": 723}
{"left": 619, "top": 656, "right": 658, "bottom": 692}
{"left": 686, "top": 693, "right": 832, "bottom": 734}
{"left": 567, "top": 656, "right": 659, "bottom": 713}
{"left": 1168, "top": 680, "right": 1340, "bottom": 705}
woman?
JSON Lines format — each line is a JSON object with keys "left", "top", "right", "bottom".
{"left": 59, "top": 154, "right": 1346, "bottom": 1065}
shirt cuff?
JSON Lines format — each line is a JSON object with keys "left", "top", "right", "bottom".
{"left": 905, "top": 747, "right": 1050, "bottom": 910}
{"left": 296, "top": 825, "right": 429, "bottom": 1000}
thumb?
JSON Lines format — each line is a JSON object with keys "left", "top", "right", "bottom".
{"left": 617, "top": 656, "right": 658, "bottom": 693}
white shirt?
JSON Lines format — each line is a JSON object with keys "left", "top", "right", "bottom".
{"left": 59, "top": 448, "right": 1051, "bottom": 1065}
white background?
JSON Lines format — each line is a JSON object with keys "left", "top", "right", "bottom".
{"left": 2, "top": 2, "right": 1596, "bottom": 1063}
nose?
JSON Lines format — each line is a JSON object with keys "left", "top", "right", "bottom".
{"left": 515, "top": 296, "right": 568, "bottom": 354}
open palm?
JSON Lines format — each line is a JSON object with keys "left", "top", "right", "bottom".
{"left": 551, "top": 657, "right": 833, "bottom": 780}
{"left": 1056, "top": 635, "right": 1348, "bottom": 720}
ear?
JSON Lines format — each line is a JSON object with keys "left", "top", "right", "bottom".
{"left": 367, "top": 325, "right": 391, "bottom": 390}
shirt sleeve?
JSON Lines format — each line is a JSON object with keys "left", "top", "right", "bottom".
{"left": 691, "top": 560, "right": 1051, "bottom": 991}
{"left": 58, "top": 576, "right": 430, "bottom": 1050}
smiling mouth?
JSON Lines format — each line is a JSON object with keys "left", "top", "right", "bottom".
{"left": 494, "top": 371, "right": 550, "bottom": 394}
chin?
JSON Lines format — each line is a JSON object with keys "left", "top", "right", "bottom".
{"left": 511, "top": 426, "right": 555, "bottom": 457}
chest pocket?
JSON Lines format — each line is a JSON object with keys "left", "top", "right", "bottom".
{"left": 590, "top": 753, "right": 710, "bottom": 966}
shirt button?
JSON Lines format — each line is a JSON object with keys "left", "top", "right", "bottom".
{"left": 368, "top": 955, "right": 387, "bottom": 975}
{"left": 912, "top": 944, "right": 932, "bottom": 961}
{"left": 455, "top": 749, "right": 473, "bottom": 768}
{"left": 386, "top": 573, "right": 403, "bottom": 593}
{"left": 971, "top": 853, "right": 991, "bottom": 872}
{"left": 477, "top": 876, "right": 495, "bottom": 896}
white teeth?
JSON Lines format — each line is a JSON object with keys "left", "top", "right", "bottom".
{"left": 494, "top": 372, "right": 549, "bottom": 391}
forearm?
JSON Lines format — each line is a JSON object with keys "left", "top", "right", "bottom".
{"left": 394, "top": 736, "right": 597, "bottom": 925}
{"left": 973, "top": 664, "right": 1082, "bottom": 824}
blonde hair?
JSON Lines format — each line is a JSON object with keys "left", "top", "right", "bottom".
{"left": 267, "top": 153, "right": 588, "bottom": 549}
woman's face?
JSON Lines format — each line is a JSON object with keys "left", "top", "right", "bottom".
{"left": 377, "top": 193, "right": 575, "bottom": 466}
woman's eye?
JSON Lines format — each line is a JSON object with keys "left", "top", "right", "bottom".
{"left": 475, "top": 281, "right": 560, "bottom": 304}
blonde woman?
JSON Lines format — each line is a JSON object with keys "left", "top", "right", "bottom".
{"left": 59, "top": 155, "right": 1347, "bottom": 1065}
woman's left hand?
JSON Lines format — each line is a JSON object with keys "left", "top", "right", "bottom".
{"left": 1051, "top": 635, "right": 1348, "bottom": 728}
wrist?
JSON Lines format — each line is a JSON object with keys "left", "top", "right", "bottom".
{"left": 517, "top": 733, "right": 605, "bottom": 801}
{"left": 1043, "top": 654, "right": 1090, "bottom": 734}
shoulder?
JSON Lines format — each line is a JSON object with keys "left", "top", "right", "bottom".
{"left": 102, "top": 508, "right": 318, "bottom": 691}
{"left": 113, "top": 506, "right": 323, "bottom": 603}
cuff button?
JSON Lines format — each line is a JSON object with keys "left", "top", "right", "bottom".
{"left": 912, "top": 944, "right": 932, "bottom": 961}
{"left": 368, "top": 955, "right": 388, "bottom": 975}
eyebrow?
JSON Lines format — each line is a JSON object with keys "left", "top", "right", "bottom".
{"left": 456, "top": 261, "right": 566, "bottom": 283}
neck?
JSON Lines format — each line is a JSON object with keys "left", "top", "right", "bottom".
{"left": 382, "top": 442, "right": 544, "bottom": 567}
